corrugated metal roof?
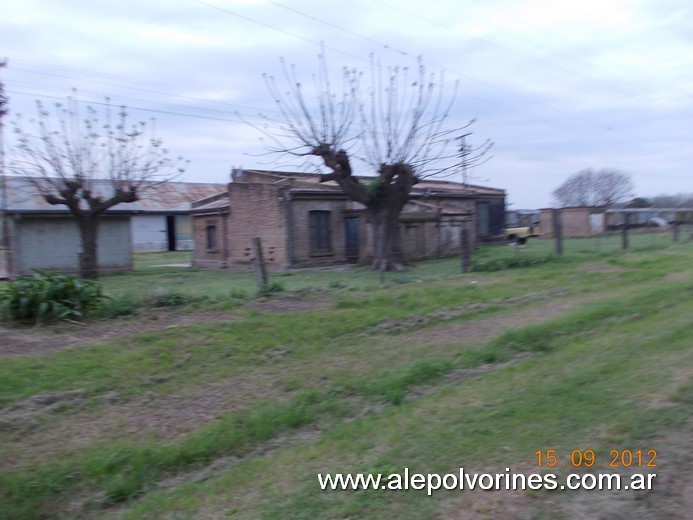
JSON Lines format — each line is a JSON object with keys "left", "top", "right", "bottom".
{"left": 234, "top": 169, "right": 504, "bottom": 196}
{"left": 190, "top": 197, "right": 230, "bottom": 213}
{"left": 3, "top": 176, "right": 227, "bottom": 213}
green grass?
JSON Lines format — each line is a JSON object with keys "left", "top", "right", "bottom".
{"left": 98, "top": 231, "right": 686, "bottom": 310}
{"left": 0, "top": 240, "right": 691, "bottom": 519}
{"left": 116, "top": 282, "right": 691, "bottom": 520}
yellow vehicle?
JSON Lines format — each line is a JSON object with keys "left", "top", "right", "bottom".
{"left": 505, "top": 222, "right": 540, "bottom": 245}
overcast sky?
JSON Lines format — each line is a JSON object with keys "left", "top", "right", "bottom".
{"left": 2, "top": 0, "right": 692, "bottom": 208}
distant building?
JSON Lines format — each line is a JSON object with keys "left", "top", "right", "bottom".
{"left": 538, "top": 207, "right": 693, "bottom": 238}
{"left": 0, "top": 177, "right": 225, "bottom": 277}
{"left": 191, "top": 169, "right": 506, "bottom": 270}
{"left": 539, "top": 207, "right": 606, "bottom": 238}
{"left": 506, "top": 209, "right": 541, "bottom": 228}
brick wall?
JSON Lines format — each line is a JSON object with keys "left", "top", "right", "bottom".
{"left": 192, "top": 175, "right": 500, "bottom": 271}
{"left": 289, "top": 196, "right": 353, "bottom": 268}
{"left": 228, "top": 183, "right": 288, "bottom": 270}
{"left": 399, "top": 217, "right": 471, "bottom": 261}
{"left": 192, "top": 213, "right": 227, "bottom": 268}
{"left": 540, "top": 207, "right": 604, "bottom": 238}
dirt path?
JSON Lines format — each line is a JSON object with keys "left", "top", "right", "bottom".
{"left": 1, "top": 290, "right": 591, "bottom": 471}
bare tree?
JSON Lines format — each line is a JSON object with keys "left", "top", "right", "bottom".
{"left": 10, "top": 98, "right": 187, "bottom": 279}
{"left": 553, "top": 168, "right": 633, "bottom": 208}
{"left": 254, "top": 54, "right": 491, "bottom": 270}
{"left": 648, "top": 193, "right": 693, "bottom": 208}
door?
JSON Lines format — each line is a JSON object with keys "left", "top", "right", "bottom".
{"left": 166, "top": 215, "right": 176, "bottom": 251}
{"left": 344, "top": 217, "right": 359, "bottom": 262}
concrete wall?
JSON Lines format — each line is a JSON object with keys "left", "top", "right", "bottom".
{"left": 0, "top": 248, "right": 9, "bottom": 279}
{"left": 11, "top": 215, "right": 132, "bottom": 275}
{"left": 131, "top": 215, "right": 193, "bottom": 252}
{"left": 131, "top": 215, "right": 167, "bottom": 252}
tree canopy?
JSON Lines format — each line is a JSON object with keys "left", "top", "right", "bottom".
{"left": 553, "top": 168, "right": 633, "bottom": 208}
{"left": 253, "top": 53, "right": 491, "bottom": 270}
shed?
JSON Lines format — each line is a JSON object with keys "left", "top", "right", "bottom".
{"left": 0, "top": 177, "right": 226, "bottom": 277}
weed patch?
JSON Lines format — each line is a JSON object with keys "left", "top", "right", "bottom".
{"left": 257, "top": 282, "right": 286, "bottom": 295}
{"left": 471, "top": 254, "right": 572, "bottom": 272}
{"left": 0, "top": 270, "right": 108, "bottom": 324}
{"left": 345, "top": 358, "right": 454, "bottom": 405}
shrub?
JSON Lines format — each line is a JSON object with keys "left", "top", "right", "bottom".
{"left": 230, "top": 288, "right": 249, "bottom": 299}
{"left": 471, "top": 254, "right": 570, "bottom": 272}
{"left": 0, "top": 270, "right": 107, "bottom": 324}
{"left": 257, "top": 281, "right": 286, "bottom": 295}
{"left": 100, "top": 297, "right": 139, "bottom": 318}
{"left": 148, "top": 292, "right": 207, "bottom": 308}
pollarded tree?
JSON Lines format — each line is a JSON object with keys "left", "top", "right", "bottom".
{"left": 553, "top": 168, "right": 633, "bottom": 208}
{"left": 10, "top": 98, "right": 187, "bottom": 279}
{"left": 256, "top": 54, "right": 491, "bottom": 271}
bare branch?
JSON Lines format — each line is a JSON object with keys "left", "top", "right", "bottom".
{"left": 553, "top": 168, "right": 634, "bottom": 208}
{"left": 252, "top": 52, "right": 492, "bottom": 271}
{"left": 8, "top": 96, "right": 188, "bottom": 278}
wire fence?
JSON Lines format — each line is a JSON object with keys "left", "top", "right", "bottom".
{"left": 2, "top": 223, "right": 692, "bottom": 281}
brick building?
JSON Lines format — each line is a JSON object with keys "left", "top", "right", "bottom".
{"left": 539, "top": 207, "right": 606, "bottom": 238}
{"left": 191, "top": 169, "right": 505, "bottom": 270}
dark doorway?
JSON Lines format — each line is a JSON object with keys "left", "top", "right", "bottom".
{"left": 344, "top": 217, "right": 359, "bottom": 262}
{"left": 166, "top": 215, "right": 176, "bottom": 251}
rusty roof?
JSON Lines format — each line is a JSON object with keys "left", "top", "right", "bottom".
{"left": 233, "top": 169, "right": 504, "bottom": 196}
{"left": 3, "top": 176, "right": 227, "bottom": 214}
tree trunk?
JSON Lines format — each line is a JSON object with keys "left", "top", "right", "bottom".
{"left": 78, "top": 216, "right": 99, "bottom": 279}
{"left": 313, "top": 147, "right": 415, "bottom": 272}
{"left": 368, "top": 197, "right": 407, "bottom": 271}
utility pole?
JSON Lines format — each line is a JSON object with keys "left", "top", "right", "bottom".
{"left": 0, "top": 58, "right": 11, "bottom": 278}
{"left": 456, "top": 133, "right": 494, "bottom": 189}
{"left": 456, "top": 133, "right": 470, "bottom": 188}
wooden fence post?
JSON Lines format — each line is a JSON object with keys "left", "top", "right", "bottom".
{"left": 460, "top": 224, "right": 471, "bottom": 273}
{"left": 553, "top": 209, "right": 563, "bottom": 256}
{"left": 621, "top": 213, "right": 629, "bottom": 250}
{"left": 251, "top": 237, "right": 268, "bottom": 288}
{"left": 673, "top": 212, "right": 681, "bottom": 243}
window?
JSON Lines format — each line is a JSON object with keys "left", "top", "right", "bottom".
{"left": 309, "top": 210, "right": 332, "bottom": 253}
{"left": 206, "top": 223, "right": 217, "bottom": 250}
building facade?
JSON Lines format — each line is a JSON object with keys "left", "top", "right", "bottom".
{"left": 539, "top": 207, "right": 606, "bottom": 238}
{"left": 192, "top": 169, "right": 506, "bottom": 271}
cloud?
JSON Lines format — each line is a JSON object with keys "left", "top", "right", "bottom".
{"left": 2, "top": 0, "right": 691, "bottom": 208}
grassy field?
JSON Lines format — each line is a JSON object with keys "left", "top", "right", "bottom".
{"left": 99, "top": 229, "right": 689, "bottom": 306}
{"left": 0, "top": 237, "right": 691, "bottom": 519}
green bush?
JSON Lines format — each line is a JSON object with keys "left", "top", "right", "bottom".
{"left": 100, "top": 297, "right": 139, "bottom": 318}
{"left": 471, "top": 254, "right": 570, "bottom": 272}
{"left": 257, "top": 281, "right": 286, "bottom": 295}
{"left": 0, "top": 270, "right": 108, "bottom": 324}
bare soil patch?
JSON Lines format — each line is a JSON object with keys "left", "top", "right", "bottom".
{"left": 0, "top": 293, "right": 331, "bottom": 358}
{"left": 0, "top": 309, "right": 237, "bottom": 357}
{"left": 0, "top": 290, "right": 588, "bottom": 471}
{"left": 395, "top": 291, "right": 587, "bottom": 347}
{"left": 581, "top": 261, "right": 627, "bottom": 273}
{"left": 246, "top": 292, "right": 332, "bottom": 313}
